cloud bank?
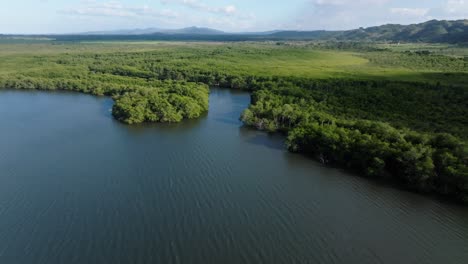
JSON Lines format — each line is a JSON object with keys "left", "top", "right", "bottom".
{"left": 3, "top": 0, "right": 467, "bottom": 34}
{"left": 292, "top": 0, "right": 467, "bottom": 30}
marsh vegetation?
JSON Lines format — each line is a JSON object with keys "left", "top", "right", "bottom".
{"left": 0, "top": 40, "right": 467, "bottom": 202}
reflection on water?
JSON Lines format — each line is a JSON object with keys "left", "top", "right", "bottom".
{"left": 239, "top": 127, "right": 286, "bottom": 150}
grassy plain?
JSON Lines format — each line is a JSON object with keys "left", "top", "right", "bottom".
{"left": 0, "top": 41, "right": 466, "bottom": 87}
{"left": 378, "top": 43, "right": 468, "bottom": 57}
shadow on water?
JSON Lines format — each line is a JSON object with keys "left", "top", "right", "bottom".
{"left": 213, "top": 109, "right": 244, "bottom": 125}
{"left": 239, "top": 126, "right": 286, "bottom": 151}
{"left": 100, "top": 97, "right": 115, "bottom": 118}
{"left": 121, "top": 113, "right": 208, "bottom": 135}
{"left": 282, "top": 142, "right": 468, "bottom": 208}
{"left": 214, "top": 117, "right": 241, "bottom": 125}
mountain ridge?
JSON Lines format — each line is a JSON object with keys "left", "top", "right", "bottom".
{"left": 80, "top": 26, "right": 225, "bottom": 35}
{"left": 4, "top": 19, "right": 468, "bottom": 44}
{"left": 267, "top": 19, "right": 468, "bottom": 43}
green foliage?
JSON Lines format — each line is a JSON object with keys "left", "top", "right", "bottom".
{"left": 242, "top": 88, "right": 468, "bottom": 202}
{"left": 112, "top": 82, "right": 209, "bottom": 124}
{"left": 362, "top": 51, "right": 466, "bottom": 71}
{"left": 243, "top": 79, "right": 468, "bottom": 139}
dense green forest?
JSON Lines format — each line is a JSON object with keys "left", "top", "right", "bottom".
{"left": 112, "top": 82, "right": 208, "bottom": 124}
{"left": 241, "top": 88, "right": 468, "bottom": 202}
{"left": 0, "top": 41, "right": 467, "bottom": 202}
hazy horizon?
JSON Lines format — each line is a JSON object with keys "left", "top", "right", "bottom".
{"left": 3, "top": 19, "right": 467, "bottom": 36}
{"left": 1, "top": 0, "right": 467, "bottom": 34}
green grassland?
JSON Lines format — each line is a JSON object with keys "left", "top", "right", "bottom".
{"left": 378, "top": 43, "right": 468, "bottom": 57}
{"left": 0, "top": 41, "right": 466, "bottom": 85}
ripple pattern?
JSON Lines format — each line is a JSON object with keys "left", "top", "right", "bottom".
{"left": 0, "top": 89, "right": 467, "bottom": 264}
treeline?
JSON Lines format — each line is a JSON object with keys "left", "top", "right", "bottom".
{"left": 241, "top": 89, "right": 468, "bottom": 203}
{"left": 363, "top": 51, "right": 467, "bottom": 71}
{"left": 2, "top": 56, "right": 467, "bottom": 137}
{"left": 306, "top": 41, "right": 390, "bottom": 52}
{"left": 0, "top": 75, "right": 133, "bottom": 96}
{"left": 0, "top": 76, "right": 209, "bottom": 124}
{"left": 245, "top": 79, "right": 468, "bottom": 139}
{"left": 90, "top": 63, "right": 256, "bottom": 89}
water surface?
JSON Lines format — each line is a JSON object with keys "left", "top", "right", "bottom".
{"left": 0, "top": 89, "right": 467, "bottom": 264}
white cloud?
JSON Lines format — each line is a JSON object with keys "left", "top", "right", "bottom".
{"left": 313, "top": 0, "right": 389, "bottom": 6}
{"left": 56, "top": 0, "right": 255, "bottom": 32}
{"left": 314, "top": 0, "right": 346, "bottom": 5}
{"left": 390, "top": 8, "right": 429, "bottom": 17}
{"left": 161, "top": 0, "right": 237, "bottom": 15}
{"left": 54, "top": 0, "right": 467, "bottom": 33}
{"left": 444, "top": 0, "right": 468, "bottom": 14}
{"left": 292, "top": 0, "right": 392, "bottom": 30}
{"left": 223, "top": 5, "right": 237, "bottom": 14}
{"left": 290, "top": 0, "right": 465, "bottom": 30}
{"left": 61, "top": 1, "right": 179, "bottom": 18}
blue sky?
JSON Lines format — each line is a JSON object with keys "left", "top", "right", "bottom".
{"left": 1, "top": 0, "right": 467, "bottom": 33}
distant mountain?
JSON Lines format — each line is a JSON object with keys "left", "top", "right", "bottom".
{"left": 266, "top": 30, "right": 342, "bottom": 40}
{"left": 81, "top": 28, "right": 163, "bottom": 35}
{"left": 238, "top": 30, "right": 283, "bottom": 35}
{"left": 269, "top": 19, "right": 468, "bottom": 43}
{"left": 26, "top": 19, "right": 468, "bottom": 44}
{"left": 79, "top": 26, "right": 224, "bottom": 35}
{"left": 338, "top": 19, "right": 468, "bottom": 43}
{"left": 163, "top": 27, "right": 225, "bottom": 35}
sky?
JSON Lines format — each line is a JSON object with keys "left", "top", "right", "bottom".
{"left": 0, "top": 0, "right": 467, "bottom": 34}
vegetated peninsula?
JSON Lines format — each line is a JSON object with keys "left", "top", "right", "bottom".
{"left": 0, "top": 19, "right": 467, "bottom": 203}
{"left": 112, "top": 82, "right": 209, "bottom": 124}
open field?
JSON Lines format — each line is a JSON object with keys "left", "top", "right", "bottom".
{"left": 0, "top": 41, "right": 466, "bottom": 85}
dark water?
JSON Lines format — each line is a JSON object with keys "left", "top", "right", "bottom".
{"left": 0, "top": 89, "right": 467, "bottom": 264}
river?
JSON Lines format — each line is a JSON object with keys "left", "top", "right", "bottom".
{"left": 0, "top": 88, "right": 467, "bottom": 264}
